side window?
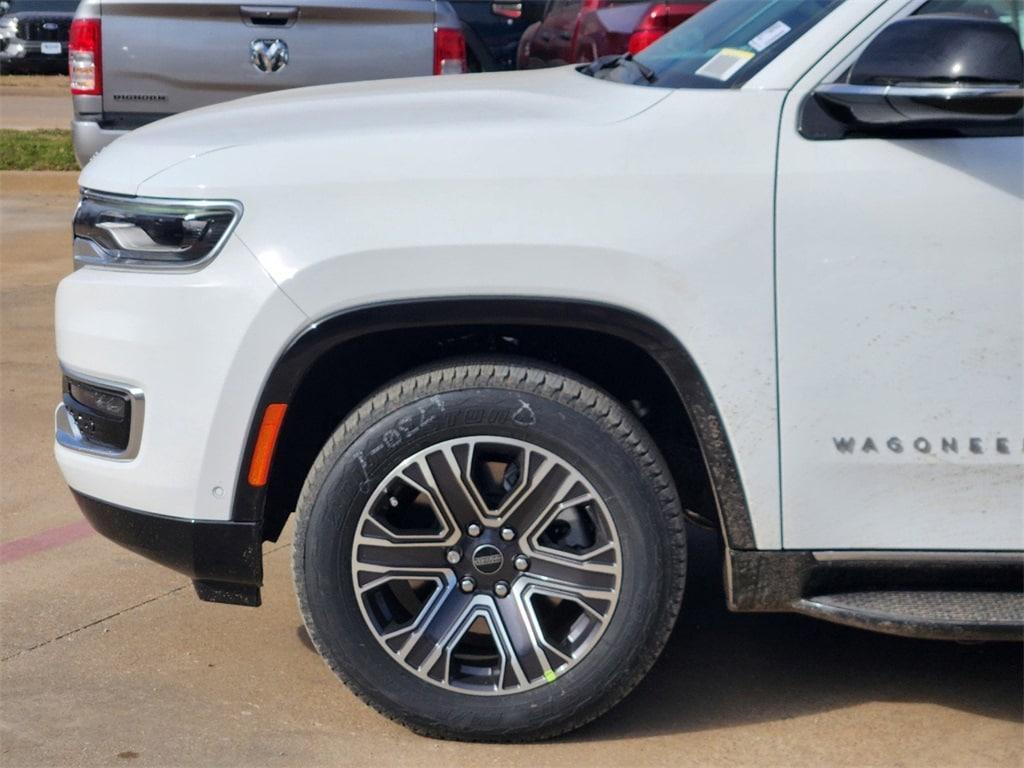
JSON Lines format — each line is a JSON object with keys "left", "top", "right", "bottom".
{"left": 914, "top": 0, "right": 1024, "bottom": 43}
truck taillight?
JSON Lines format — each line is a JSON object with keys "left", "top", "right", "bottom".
{"left": 627, "top": 3, "right": 705, "bottom": 56}
{"left": 69, "top": 18, "right": 102, "bottom": 96}
{"left": 434, "top": 27, "right": 467, "bottom": 75}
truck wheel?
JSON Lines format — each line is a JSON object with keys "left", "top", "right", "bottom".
{"left": 292, "top": 360, "right": 686, "bottom": 741}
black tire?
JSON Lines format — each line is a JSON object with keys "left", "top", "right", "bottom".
{"left": 292, "top": 359, "right": 686, "bottom": 741}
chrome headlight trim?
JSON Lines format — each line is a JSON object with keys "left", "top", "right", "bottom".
{"left": 73, "top": 189, "right": 244, "bottom": 272}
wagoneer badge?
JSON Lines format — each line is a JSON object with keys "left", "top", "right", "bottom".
{"left": 250, "top": 39, "right": 289, "bottom": 73}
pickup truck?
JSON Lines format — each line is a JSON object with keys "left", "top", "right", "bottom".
{"left": 69, "top": 0, "right": 468, "bottom": 165}
{"left": 55, "top": 0, "right": 1023, "bottom": 744}
{"left": 0, "top": 0, "right": 77, "bottom": 73}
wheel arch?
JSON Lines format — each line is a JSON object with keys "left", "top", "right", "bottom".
{"left": 231, "top": 298, "right": 756, "bottom": 550}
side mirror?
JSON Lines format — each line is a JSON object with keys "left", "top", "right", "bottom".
{"left": 804, "top": 15, "right": 1023, "bottom": 138}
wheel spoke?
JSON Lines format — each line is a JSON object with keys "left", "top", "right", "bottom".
{"left": 401, "top": 588, "right": 476, "bottom": 670}
{"left": 417, "top": 448, "right": 487, "bottom": 530}
{"left": 500, "top": 461, "right": 578, "bottom": 532}
{"left": 494, "top": 593, "right": 553, "bottom": 685}
{"left": 354, "top": 541, "right": 449, "bottom": 571}
{"left": 525, "top": 552, "right": 618, "bottom": 605}
{"left": 355, "top": 570, "right": 444, "bottom": 596}
{"left": 521, "top": 491, "right": 594, "bottom": 540}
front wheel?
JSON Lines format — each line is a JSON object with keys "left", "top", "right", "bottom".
{"left": 293, "top": 360, "right": 686, "bottom": 741}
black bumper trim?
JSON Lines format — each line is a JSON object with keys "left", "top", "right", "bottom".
{"left": 72, "top": 490, "right": 263, "bottom": 604}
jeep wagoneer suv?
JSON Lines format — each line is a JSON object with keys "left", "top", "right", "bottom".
{"left": 56, "top": 0, "right": 1023, "bottom": 741}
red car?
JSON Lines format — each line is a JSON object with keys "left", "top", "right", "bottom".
{"left": 518, "top": 0, "right": 710, "bottom": 69}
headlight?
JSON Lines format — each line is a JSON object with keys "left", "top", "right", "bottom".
{"left": 73, "top": 191, "right": 242, "bottom": 270}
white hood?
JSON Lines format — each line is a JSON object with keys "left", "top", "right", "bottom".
{"left": 79, "top": 67, "right": 670, "bottom": 196}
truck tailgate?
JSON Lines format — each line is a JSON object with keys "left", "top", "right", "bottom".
{"left": 99, "top": 0, "right": 435, "bottom": 117}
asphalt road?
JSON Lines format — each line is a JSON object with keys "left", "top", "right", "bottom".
{"left": 0, "top": 76, "right": 72, "bottom": 130}
{"left": 0, "top": 171, "right": 1021, "bottom": 767}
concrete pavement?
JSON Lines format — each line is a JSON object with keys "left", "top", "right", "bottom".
{"left": 0, "top": 171, "right": 1021, "bottom": 767}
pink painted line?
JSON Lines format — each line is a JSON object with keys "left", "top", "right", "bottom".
{"left": 0, "top": 520, "right": 96, "bottom": 564}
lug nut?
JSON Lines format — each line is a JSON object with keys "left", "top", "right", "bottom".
{"left": 513, "top": 555, "right": 529, "bottom": 572}
{"left": 466, "top": 523, "right": 482, "bottom": 537}
{"left": 500, "top": 526, "right": 516, "bottom": 542}
{"left": 459, "top": 576, "right": 476, "bottom": 593}
{"left": 493, "top": 581, "right": 510, "bottom": 598}
{"left": 446, "top": 548, "right": 462, "bottom": 565}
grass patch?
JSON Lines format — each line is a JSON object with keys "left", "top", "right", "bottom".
{"left": 0, "top": 129, "right": 77, "bottom": 171}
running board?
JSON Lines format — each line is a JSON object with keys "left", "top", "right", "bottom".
{"left": 794, "top": 590, "right": 1024, "bottom": 642}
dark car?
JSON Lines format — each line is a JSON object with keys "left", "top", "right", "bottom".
{"left": 450, "top": 0, "right": 546, "bottom": 71}
{"left": 518, "top": 0, "right": 709, "bottom": 68}
{"left": 0, "top": 0, "right": 78, "bottom": 74}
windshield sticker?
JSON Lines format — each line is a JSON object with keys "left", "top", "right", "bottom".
{"left": 748, "top": 20, "right": 791, "bottom": 52}
{"left": 695, "top": 48, "right": 755, "bottom": 81}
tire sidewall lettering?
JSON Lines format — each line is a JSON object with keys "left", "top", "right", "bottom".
{"left": 352, "top": 393, "right": 544, "bottom": 494}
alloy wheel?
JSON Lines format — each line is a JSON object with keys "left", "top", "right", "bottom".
{"left": 351, "top": 436, "right": 621, "bottom": 695}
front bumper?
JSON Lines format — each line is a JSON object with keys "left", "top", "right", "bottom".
{"left": 54, "top": 233, "right": 306, "bottom": 523}
{"left": 0, "top": 38, "right": 63, "bottom": 56}
{"left": 73, "top": 490, "right": 263, "bottom": 605}
{"left": 55, "top": 232, "right": 306, "bottom": 605}
{"left": 0, "top": 40, "right": 66, "bottom": 69}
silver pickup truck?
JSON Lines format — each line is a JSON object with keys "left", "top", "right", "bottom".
{"left": 70, "top": 0, "right": 466, "bottom": 164}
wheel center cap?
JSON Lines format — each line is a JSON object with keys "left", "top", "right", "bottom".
{"left": 471, "top": 544, "right": 504, "bottom": 575}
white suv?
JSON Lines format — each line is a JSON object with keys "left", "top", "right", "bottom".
{"left": 55, "top": 0, "right": 1023, "bottom": 742}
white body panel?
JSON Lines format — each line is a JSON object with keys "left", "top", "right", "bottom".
{"left": 56, "top": 0, "right": 1022, "bottom": 554}
{"left": 775, "top": 6, "right": 1024, "bottom": 550}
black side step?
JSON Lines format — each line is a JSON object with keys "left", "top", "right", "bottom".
{"left": 795, "top": 590, "right": 1023, "bottom": 642}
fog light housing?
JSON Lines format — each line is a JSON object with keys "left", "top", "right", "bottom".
{"left": 68, "top": 380, "right": 127, "bottom": 419}
{"left": 63, "top": 376, "right": 131, "bottom": 450}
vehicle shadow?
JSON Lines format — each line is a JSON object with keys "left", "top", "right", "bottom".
{"left": 565, "top": 526, "right": 1023, "bottom": 742}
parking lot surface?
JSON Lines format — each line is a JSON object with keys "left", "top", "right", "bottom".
{"left": 0, "top": 171, "right": 1021, "bottom": 767}
{"left": 0, "top": 77, "right": 72, "bottom": 131}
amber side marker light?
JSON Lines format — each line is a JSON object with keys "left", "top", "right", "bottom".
{"left": 248, "top": 403, "right": 288, "bottom": 487}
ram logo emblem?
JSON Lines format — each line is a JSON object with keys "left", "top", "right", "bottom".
{"left": 250, "top": 39, "right": 289, "bottom": 73}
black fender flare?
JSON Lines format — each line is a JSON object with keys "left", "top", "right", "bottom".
{"left": 231, "top": 298, "right": 757, "bottom": 550}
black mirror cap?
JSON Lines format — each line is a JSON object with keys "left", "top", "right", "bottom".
{"left": 850, "top": 15, "right": 1023, "bottom": 87}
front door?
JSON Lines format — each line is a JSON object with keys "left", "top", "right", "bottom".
{"left": 775, "top": 1, "right": 1023, "bottom": 550}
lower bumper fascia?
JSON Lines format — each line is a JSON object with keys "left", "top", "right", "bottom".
{"left": 0, "top": 52, "right": 65, "bottom": 68}
{"left": 72, "top": 490, "right": 263, "bottom": 607}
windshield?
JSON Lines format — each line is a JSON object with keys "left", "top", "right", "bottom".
{"left": 590, "top": 0, "right": 846, "bottom": 88}
{"left": 2, "top": 0, "right": 78, "bottom": 13}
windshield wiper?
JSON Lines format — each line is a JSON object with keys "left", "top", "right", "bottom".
{"left": 620, "top": 53, "right": 657, "bottom": 83}
{"left": 583, "top": 54, "right": 622, "bottom": 76}
{"left": 583, "top": 53, "right": 657, "bottom": 84}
